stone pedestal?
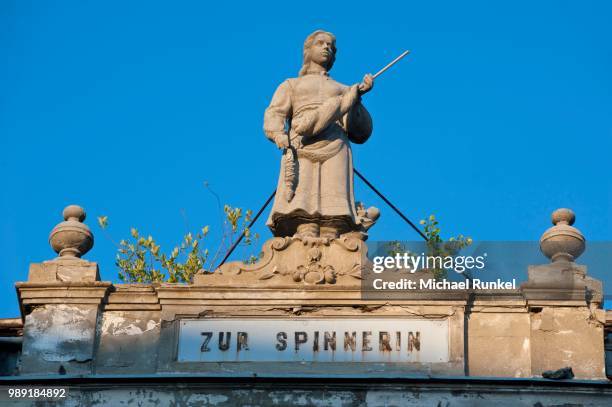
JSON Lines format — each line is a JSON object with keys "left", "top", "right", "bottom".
{"left": 520, "top": 262, "right": 606, "bottom": 379}
{"left": 27, "top": 257, "right": 100, "bottom": 283}
{"left": 529, "top": 305, "right": 605, "bottom": 379}
{"left": 17, "top": 205, "right": 111, "bottom": 375}
{"left": 193, "top": 234, "right": 368, "bottom": 286}
{"left": 17, "top": 280, "right": 110, "bottom": 375}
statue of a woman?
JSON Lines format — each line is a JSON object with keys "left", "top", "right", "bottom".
{"left": 264, "top": 30, "right": 375, "bottom": 239}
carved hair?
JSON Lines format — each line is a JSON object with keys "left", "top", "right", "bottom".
{"left": 299, "top": 30, "right": 337, "bottom": 76}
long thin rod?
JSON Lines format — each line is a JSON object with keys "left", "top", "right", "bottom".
{"left": 216, "top": 189, "right": 276, "bottom": 269}
{"left": 372, "top": 50, "right": 410, "bottom": 79}
{"left": 354, "top": 168, "right": 428, "bottom": 241}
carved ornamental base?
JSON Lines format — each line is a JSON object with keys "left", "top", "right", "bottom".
{"left": 193, "top": 235, "right": 368, "bottom": 287}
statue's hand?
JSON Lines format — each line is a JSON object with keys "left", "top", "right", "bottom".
{"left": 358, "top": 73, "right": 374, "bottom": 95}
{"left": 274, "top": 133, "right": 290, "bottom": 150}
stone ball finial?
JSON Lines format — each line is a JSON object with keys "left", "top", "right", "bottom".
{"left": 49, "top": 205, "right": 94, "bottom": 258}
{"left": 551, "top": 208, "right": 575, "bottom": 226}
{"left": 539, "top": 208, "right": 585, "bottom": 263}
{"left": 63, "top": 204, "right": 86, "bottom": 222}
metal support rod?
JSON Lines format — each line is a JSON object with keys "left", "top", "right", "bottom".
{"left": 216, "top": 189, "right": 276, "bottom": 269}
{"left": 217, "top": 166, "right": 428, "bottom": 269}
{"left": 354, "top": 168, "right": 428, "bottom": 241}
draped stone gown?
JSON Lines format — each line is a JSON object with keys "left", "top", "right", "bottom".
{"left": 263, "top": 72, "right": 373, "bottom": 237}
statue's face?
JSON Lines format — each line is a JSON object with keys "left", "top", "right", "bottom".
{"left": 309, "top": 33, "right": 335, "bottom": 68}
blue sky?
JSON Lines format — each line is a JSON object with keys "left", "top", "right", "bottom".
{"left": 1, "top": 1, "right": 611, "bottom": 317}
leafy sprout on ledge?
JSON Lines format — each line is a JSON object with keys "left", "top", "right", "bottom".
{"left": 97, "top": 204, "right": 259, "bottom": 284}
{"left": 385, "top": 214, "right": 472, "bottom": 280}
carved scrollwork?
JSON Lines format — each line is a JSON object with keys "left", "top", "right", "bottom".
{"left": 258, "top": 265, "right": 290, "bottom": 281}
{"left": 337, "top": 263, "right": 364, "bottom": 280}
{"left": 334, "top": 236, "right": 361, "bottom": 252}
{"left": 217, "top": 237, "right": 290, "bottom": 276}
{"left": 196, "top": 234, "right": 367, "bottom": 287}
{"left": 270, "top": 237, "right": 292, "bottom": 251}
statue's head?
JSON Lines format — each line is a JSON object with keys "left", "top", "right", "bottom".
{"left": 299, "top": 30, "right": 336, "bottom": 76}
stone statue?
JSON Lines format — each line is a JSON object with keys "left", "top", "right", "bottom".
{"left": 199, "top": 31, "right": 411, "bottom": 284}
{"left": 264, "top": 30, "right": 379, "bottom": 239}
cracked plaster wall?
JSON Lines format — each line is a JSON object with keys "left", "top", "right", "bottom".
{"left": 20, "top": 304, "right": 99, "bottom": 375}
{"left": 530, "top": 306, "right": 606, "bottom": 379}
{"left": 95, "top": 311, "right": 161, "bottom": 374}
{"left": 15, "top": 287, "right": 607, "bottom": 380}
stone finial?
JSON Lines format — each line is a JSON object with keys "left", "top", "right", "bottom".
{"left": 49, "top": 205, "right": 94, "bottom": 258}
{"left": 539, "top": 208, "right": 585, "bottom": 263}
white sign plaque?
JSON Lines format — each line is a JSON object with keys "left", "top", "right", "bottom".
{"left": 177, "top": 318, "right": 449, "bottom": 363}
